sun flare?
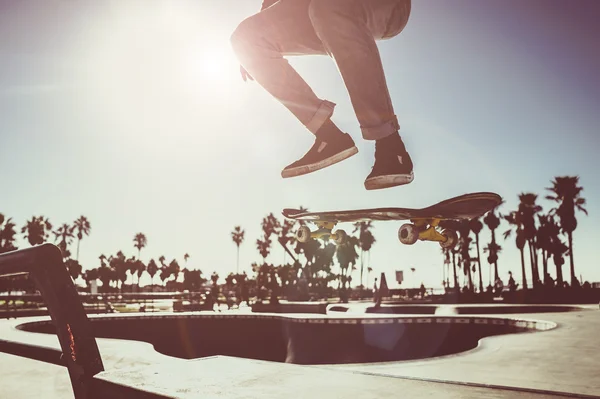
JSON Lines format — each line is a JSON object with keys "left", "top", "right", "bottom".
{"left": 185, "top": 43, "right": 238, "bottom": 89}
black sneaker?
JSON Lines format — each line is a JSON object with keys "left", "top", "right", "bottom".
{"left": 281, "top": 133, "right": 358, "bottom": 178}
{"left": 364, "top": 133, "right": 414, "bottom": 190}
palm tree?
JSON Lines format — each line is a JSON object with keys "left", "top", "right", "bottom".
{"left": 352, "top": 221, "right": 375, "bottom": 289}
{"left": 97, "top": 260, "right": 112, "bottom": 293}
{"left": 110, "top": 251, "right": 128, "bottom": 292}
{"left": 53, "top": 223, "right": 75, "bottom": 259}
{"left": 256, "top": 236, "right": 272, "bottom": 261}
{"left": 441, "top": 220, "right": 462, "bottom": 290}
{"left": 544, "top": 215, "right": 565, "bottom": 285}
{"left": 366, "top": 266, "right": 373, "bottom": 289}
{"left": 483, "top": 199, "right": 504, "bottom": 281}
{"left": 147, "top": 259, "right": 159, "bottom": 290}
{"left": 136, "top": 260, "right": 146, "bottom": 289}
{"left": 65, "top": 259, "right": 82, "bottom": 281}
{"left": 536, "top": 213, "right": 553, "bottom": 282}
{"left": 440, "top": 247, "right": 451, "bottom": 288}
{"left": 72, "top": 216, "right": 91, "bottom": 261}
{"left": 231, "top": 226, "right": 245, "bottom": 273}
{"left": 133, "top": 233, "right": 147, "bottom": 260}
{"left": 335, "top": 235, "right": 359, "bottom": 302}
{"left": 451, "top": 244, "right": 459, "bottom": 290}
{"left": 469, "top": 217, "right": 484, "bottom": 293}
{"left": 277, "top": 219, "right": 296, "bottom": 263}
{"left": 83, "top": 268, "right": 99, "bottom": 291}
{"left": 549, "top": 229, "right": 569, "bottom": 287}
{"left": 257, "top": 214, "right": 278, "bottom": 263}
{"left": 503, "top": 211, "right": 528, "bottom": 290}
{"left": 261, "top": 213, "right": 281, "bottom": 238}
{"left": 518, "top": 193, "right": 543, "bottom": 287}
{"left": 183, "top": 269, "right": 205, "bottom": 292}
{"left": 159, "top": 266, "right": 171, "bottom": 287}
{"left": 21, "top": 216, "right": 52, "bottom": 246}
{"left": 184, "top": 253, "right": 190, "bottom": 266}
{"left": 456, "top": 220, "right": 474, "bottom": 292}
{"left": 0, "top": 214, "right": 18, "bottom": 253}
{"left": 483, "top": 241, "right": 502, "bottom": 287}
{"left": 545, "top": 176, "right": 588, "bottom": 286}
{"left": 125, "top": 256, "right": 139, "bottom": 291}
{"left": 168, "top": 259, "right": 181, "bottom": 287}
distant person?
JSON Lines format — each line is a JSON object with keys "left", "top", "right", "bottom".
{"left": 508, "top": 272, "right": 517, "bottom": 292}
{"left": 231, "top": 0, "right": 414, "bottom": 190}
{"left": 494, "top": 276, "right": 504, "bottom": 295}
{"left": 372, "top": 277, "right": 378, "bottom": 302}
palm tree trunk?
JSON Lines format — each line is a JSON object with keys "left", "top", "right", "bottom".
{"left": 488, "top": 260, "right": 492, "bottom": 287}
{"left": 452, "top": 253, "right": 458, "bottom": 290}
{"left": 533, "top": 244, "right": 539, "bottom": 284}
{"left": 475, "top": 236, "right": 483, "bottom": 293}
{"left": 360, "top": 250, "right": 364, "bottom": 288}
{"left": 542, "top": 250, "right": 548, "bottom": 283}
{"left": 76, "top": 239, "right": 81, "bottom": 261}
{"left": 520, "top": 248, "right": 528, "bottom": 290}
{"left": 236, "top": 246, "right": 240, "bottom": 274}
{"left": 528, "top": 241, "right": 537, "bottom": 288}
{"left": 466, "top": 263, "right": 474, "bottom": 292}
{"left": 568, "top": 231, "right": 576, "bottom": 285}
{"left": 442, "top": 259, "right": 446, "bottom": 287}
{"left": 491, "top": 230, "right": 499, "bottom": 281}
{"left": 555, "top": 257, "right": 563, "bottom": 287}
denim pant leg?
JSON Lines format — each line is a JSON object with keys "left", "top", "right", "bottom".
{"left": 231, "top": 0, "right": 336, "bottom": 135}
{"left": 309, "top": 0, "right": 411, "bottom": 140}
{"left": 231, "top": 0, "right": 411, "bottom": 140}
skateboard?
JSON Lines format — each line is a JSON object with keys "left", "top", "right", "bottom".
{"left": 282, "top": 192, "right": 502, "bottom": 249}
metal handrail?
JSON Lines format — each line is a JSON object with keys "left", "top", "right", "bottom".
{"left": 0, "top": 244, "right": 104, "bottom": 399}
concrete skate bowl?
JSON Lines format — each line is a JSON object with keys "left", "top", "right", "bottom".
{"left": 16, "top": 313, "right": 556, "bottom": 365}
{"left": 327, "top": 304, "right": 586, "bottom": 315}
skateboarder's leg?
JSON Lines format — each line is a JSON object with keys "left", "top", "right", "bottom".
{"left": 309, "top": 0, "right": 414, "bottom": 189}
{"left": 232, "top": 0, "right": 333, "bottom": 136}
{"left": 309, "top": 0, "right": 409, "bottom": 141}
{"left": 231, "top": 0, "right": 359, "bottom": 178}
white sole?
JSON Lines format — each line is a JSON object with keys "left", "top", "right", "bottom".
{"left": 364, "top": 171, "right": 414, "bottom": 190}
{"left": 281, "top": 146, "right": 359, "bottom": 178}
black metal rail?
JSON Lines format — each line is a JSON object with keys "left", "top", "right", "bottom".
{"left": 0, "top": 244, "right": 104, "bottom": 399}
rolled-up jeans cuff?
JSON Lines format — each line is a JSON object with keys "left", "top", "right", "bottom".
{"left": 306, "top": 100, "right": 336, "bottom": 134}
{"left": 361, "top": 117, "right": 400, "bottom": 140}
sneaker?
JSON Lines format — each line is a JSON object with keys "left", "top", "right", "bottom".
{"left": 364, "top": 133, "right": 414, "bottom": 190}
{"left": 281, "top": 133, "right": 358, "bottom": 178}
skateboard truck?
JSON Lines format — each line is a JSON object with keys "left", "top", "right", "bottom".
{"left": 296, "top": 221, "right": 347, "bottom": 245}
{"left": 398, "top": 218, "right": 458, "bottom": 249}
{"left": 297, "top": 218, "right": 458, "bottom": 249}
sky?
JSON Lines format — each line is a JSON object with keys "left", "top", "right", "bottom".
{"left": 1, "top": 0, "right": 599, "bottom": 290}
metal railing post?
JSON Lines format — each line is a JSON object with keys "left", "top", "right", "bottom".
{"left": 0, "top": 244, "right": 104, "bottom": 399}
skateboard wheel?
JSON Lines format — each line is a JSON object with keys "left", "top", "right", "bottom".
{"left": 332, "top": 229, "right": 347, "bottom": 245}
{"left": 296, "top": 226, "right": 311, "bottom": 243}
{"left": 398, "top": 224, "right": 419, "bottom": 245}
{"left": 440, "top": 228, "right": 458, "bottom": 249}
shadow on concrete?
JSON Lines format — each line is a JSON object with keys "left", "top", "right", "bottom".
{"left": 17, "top": 313, "right": 555, "bottom": 365}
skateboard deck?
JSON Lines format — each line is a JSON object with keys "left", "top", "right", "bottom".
{"left": 282, "top": 192, "right": 502, "bottom": 249}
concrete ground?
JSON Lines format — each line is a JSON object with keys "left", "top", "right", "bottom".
{"left": 0, "top": 305, "right": 598, "bottom": 398}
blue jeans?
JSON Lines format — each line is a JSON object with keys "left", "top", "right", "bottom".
{"left": 231, "top": 0, "right": 411, "bottom": 140}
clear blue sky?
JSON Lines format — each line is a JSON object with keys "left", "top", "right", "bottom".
{"left": 1, "top": 0, "right": 598, "bottom": 289}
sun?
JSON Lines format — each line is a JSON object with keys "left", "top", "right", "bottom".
{"left": 184, "top": 43, "right": 238, "bottom": 90}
